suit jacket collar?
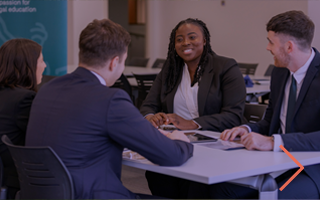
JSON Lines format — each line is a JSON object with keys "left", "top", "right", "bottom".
{"left": 270, "top": 68, "right": 289, "bottom": 135}
{"left": 294, "top": 48, "right": 320, "bottom": 115}
{"left": 166, "top": 67, "right": 183, "bottom": 113}
{"left": 198, "top": 54, "right": 215, "bottom": 116}
{"left": 73, "top": 67, "right": 102, "bottom": 85}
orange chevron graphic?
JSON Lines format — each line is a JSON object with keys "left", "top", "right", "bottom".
{"left": 279, "top": 145, "right": 304, "bottom": 191}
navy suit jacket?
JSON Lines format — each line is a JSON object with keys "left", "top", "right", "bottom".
{"left": 140, "top": 53, "right": 246, "bottom": 131}
{"left": 248, "top": 48, "right": 320, "bottom": 194}
{"left": 0, "top": 87, "right": 35, "bottom": 189}
{"left": 26, "top": 67, "right": 193, "bottom": 199}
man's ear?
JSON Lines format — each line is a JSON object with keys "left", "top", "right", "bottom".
{"left": 108, "top": 56, "right": 120, "bottom": 71}
{"left": 286, "top": 40, "right": 294, "bottom": 54}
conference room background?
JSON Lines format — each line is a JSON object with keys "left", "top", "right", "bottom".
{"left": 1, "top": 0, "right": 320, "bottom": 76}
{"left": 68, "top": 0, "right": 320, "bottom": 76}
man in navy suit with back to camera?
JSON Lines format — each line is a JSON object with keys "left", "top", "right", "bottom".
{"left": 205, "top": 10, "right": 320, "bottom": 199}
{"left": 25, "top": 19, "right": 193, "bottom": 199}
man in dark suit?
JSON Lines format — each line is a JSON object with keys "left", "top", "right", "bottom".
{"left": 215, "top": 10, "right": 320, "bottom": 199}
{"left": 25, "top": 19, "right": 193, "bottom": 199}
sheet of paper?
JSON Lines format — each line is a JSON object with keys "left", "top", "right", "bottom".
{"left": 122, "top": 150, "right": 151, "bottom": 164}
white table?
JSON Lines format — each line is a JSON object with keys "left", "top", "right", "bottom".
{"left": 248, "top": 75, "right": 271, "bottom": 81}
{"left": 123, "top": 66, "right": 162, "bottom": 77}
{"left": 125, "top": 68, "right": 271, "bottom": 94}
{"left": 246, "top": 85, "right": 270, "bottom": 103}
{"left": 122, "top": 131, "right": 320, "bottom": 199}
{"left": 128, "top": 77, "right": 270, "bottom": 95}
{"left": 245, "top": 76, "right": 270, "bottom": 102}
{"left": 246, "top": 84, "right": 270, "bottom": 94}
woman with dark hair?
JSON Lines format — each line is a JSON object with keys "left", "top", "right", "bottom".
{"left": 0, "top": 38, "right": 46, "bottom": 198}
{"left": 141, "top": 18, "right": 246, "bottom": 131}
{"left": 141, "top": 18, "right": 246, "bottom": 198}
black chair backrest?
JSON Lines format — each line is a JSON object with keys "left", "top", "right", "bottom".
{"left": 111, "top": 74, "right": 134, "bottom": 104}
{"left": 133, "top": 74, "right": 157, "bottom": 108}
{"left": 1, "top": 135, "right": 74, "bottom": 199}
{"left": 238, "top": 63, "right": 258, "bottom": 75}
{"left": 126, "top": 57, "right": 149, "bottom": 67}
{"left": 244, "top": 103, "right": 268, "bottom": 123}
{"left": 0, "top": 157, "right": 7, "bottom": 200}
{"left": 151, "top": 59, "right": 166, "bottom": 68}
{"left": 264, "top": 64, "right": 275, "bottom": 76}
{"left": 38, "top": 75, "right": 58, "bottom": 89}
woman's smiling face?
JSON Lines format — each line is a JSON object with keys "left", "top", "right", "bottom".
{"left": 175, "top": 23, "right": 206, "bottom": 65}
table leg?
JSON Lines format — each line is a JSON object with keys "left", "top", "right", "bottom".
{"left": 259, "top": 174, "right": 278, "bottom": 200}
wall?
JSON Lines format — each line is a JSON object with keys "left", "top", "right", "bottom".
{"left": 109, "top": 0, "right": 146, "bottom": 61}
{"left": 67, "top": 0, "right": 108, "bottom": 73}
{"left": 109, "top": 0, "right": 128, "bottom": 30}
{"left": 66, "top": 1, "right": 320, "bottom": 75}
{"left": 128, "top": 24, "right": 146, "bottom": 59}
{"left": 146, "top": 0, "right": 312, "bottom": 75}
{"left": 308, "top": 0, "right": 320, "bottom": 53}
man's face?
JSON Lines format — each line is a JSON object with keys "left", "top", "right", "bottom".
{"left": 266, "top": 31, "right": 290, "bottom": 68}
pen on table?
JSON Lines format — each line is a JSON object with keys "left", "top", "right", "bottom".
{"left": 225, "top": 147, "right": 246, "bottom": 151}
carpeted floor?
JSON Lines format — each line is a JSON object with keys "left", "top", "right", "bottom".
{"left": 121, "top": 165, "right": 152, "bottom": 195}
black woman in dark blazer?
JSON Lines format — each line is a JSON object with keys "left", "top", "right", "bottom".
{"left": 0, "top": 39, "right": 46, "bottom": 198}
{"left": 140, "top": 18, "right": 246, "bottom": 131}
{"left": 141, "top": 18, "right": 246, "bottom": 198}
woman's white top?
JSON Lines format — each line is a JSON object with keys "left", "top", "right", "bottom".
{"left": 173, "top": 64, "right": 199, "bottom": 120}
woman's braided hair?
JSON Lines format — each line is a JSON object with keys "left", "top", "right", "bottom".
{"left": 165, "top": 18, "right": 213, "bottom": 94}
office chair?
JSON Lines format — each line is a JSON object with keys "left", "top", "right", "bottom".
{"left": 38, "top": 75, "right": 57, "bottom": 89}
{"left": 244, "top": 103, "right": 267, "bottom": 123}
{"left": 133, "top": 74, "right": 157, "bottom": 108}
{"left": 0, "top": 157, "right": 7, "bottom": 200}
{"left": 238, "top": 63, "right": 258, "bottom": 75}
{"left": 259, "top": 64, "right": 275, "bottom": 104}
{"left": 151, "top": 58, "right": 166, "bottom": 68}
{"left": 111, "top": 74, "right": 135, "bottom": 104}
{"left": 126, "top": 57, "right": 149, "bottom": 67}
{"left": 264, "top": 64, "right": 275, "bottom": 76}
{"left": 1, "top": 135, "right": 74, "bottom": 199}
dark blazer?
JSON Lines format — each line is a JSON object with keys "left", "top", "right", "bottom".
{"left": 248, "top": 48, "right": 320, "bottom": 194}
{"left": 26, "top": 67, "right": 193, "bottom": 199}
{"left": 0, "top": 87, "right": 35, "bottom": 189}
{"left": 140, "top": 52, "right": 246, "bottom": 131}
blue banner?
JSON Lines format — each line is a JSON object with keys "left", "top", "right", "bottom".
{"left": 0, "top": 0, "right": 67, "bottom": 76}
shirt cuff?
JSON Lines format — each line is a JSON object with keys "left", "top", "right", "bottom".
{"left": 144, "top": 113, "right": 154, "bottom": 118}
{"left": 192, "top": 120, "right": 202, "bottom": 130}
{"left": 241, "top": 125, "right": 252, "bottom": 133}
{"left": 272, "top": 134, "right": 284, "bottom": 152}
